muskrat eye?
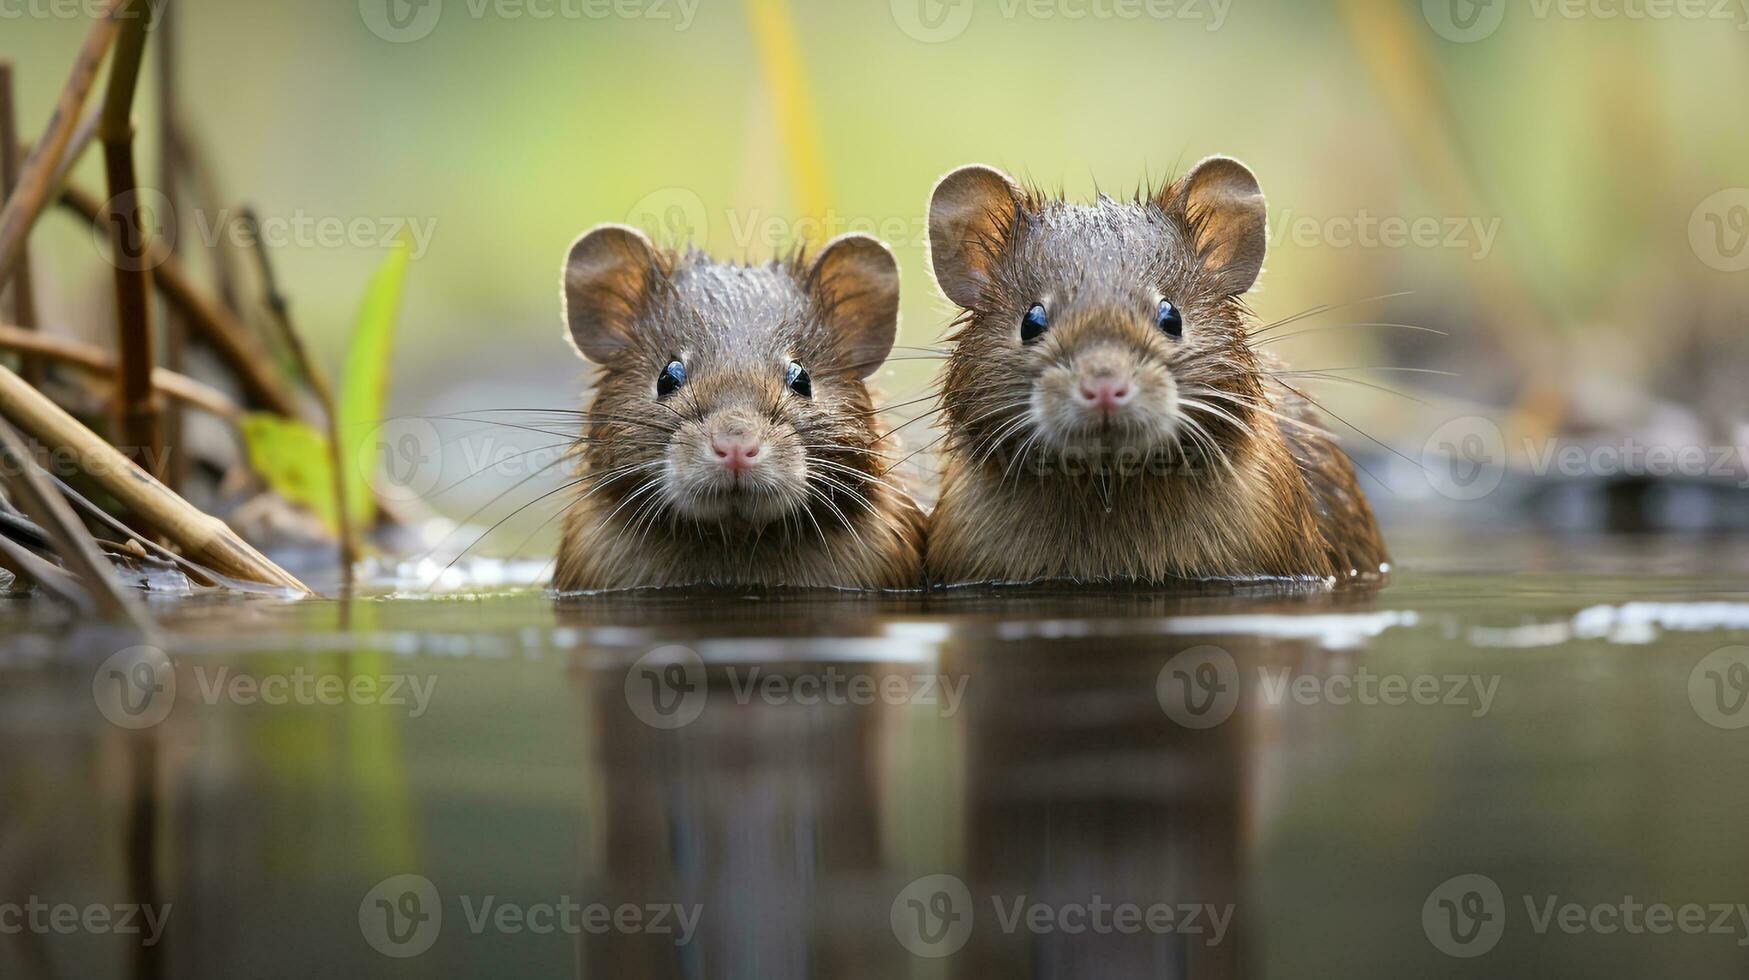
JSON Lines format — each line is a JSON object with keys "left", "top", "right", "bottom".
{"left": 1021, "top": 303, "right": 1049, "bottom": 344}
{"left": 1157, "top": 299, "right": 1184, "bottom": 340}
{"left": 656, "top": 359, "right": 686, "bottom": 399}
{"left": 785, "top": 361, "right": 812, "bottom": 398}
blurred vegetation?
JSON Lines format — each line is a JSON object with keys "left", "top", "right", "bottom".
{"left": 5, "top": 0, "right": 1745, "bottom": 526}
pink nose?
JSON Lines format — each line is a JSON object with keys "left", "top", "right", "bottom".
{"left": 711, "top": 433, "right": 763, "bottom": 473}
{"left": 1076, "top": 376, "right": 1133, "bottom": 414}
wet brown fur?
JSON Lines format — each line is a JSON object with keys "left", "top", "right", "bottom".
{"left": 925, "top": 162, "right": 1388, "bottom": 585}
{"left": 554, "top": 237, "right": 925, "bottom": 591}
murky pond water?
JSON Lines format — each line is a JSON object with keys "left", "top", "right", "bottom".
{"left": 4, "top": 529, "right": 1749, "bottom": 978}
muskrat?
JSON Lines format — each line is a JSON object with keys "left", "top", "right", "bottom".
{"left": 922, "top": 157, "right": 1388, "bottom": 585}
{"left": 552, "top": 225, "right": 925, "bottom": 591}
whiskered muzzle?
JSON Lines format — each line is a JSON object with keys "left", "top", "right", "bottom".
{"left": 1030, "top": 343, "right": 1180, "bottom": 455}
{"left": 665, "top": 408, "right": 809, "bottom": 525}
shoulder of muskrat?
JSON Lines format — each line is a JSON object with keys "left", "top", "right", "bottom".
{"left": 555, "top": 478, "right": 925, "bottom": 592}
{"left": 923, "top": 401, "right": 1386, "bottom": 586}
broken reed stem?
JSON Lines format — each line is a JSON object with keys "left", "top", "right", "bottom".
{"left": 0, "top": 415, "right": 149, "bottom": 625}
{"left": 50, "top": 473, "right": 219, "bottom": 588}
{"left": 0, "top": 362, "right": 310, "bottom": 593}
{"left": 0, "top": 0, "right": 124, "bottom": 282}
{"left": 60, "top": 184, "right": 304, "bottom": 418}
{"left": 0, "top": 323, "right": 239, "bottom": 419}
{"left": 241, "top": 207, "right": 357, "bottom": 590}
{"left": 99, "top": 0, "right": 162, "bottom": 481}
{"left": 155, "top": 0, "right": 187, "bottom": 493}
{"left": 0, "top": 62, "right": 44, "bottom": 387}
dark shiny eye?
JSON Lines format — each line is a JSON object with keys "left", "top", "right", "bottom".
{"left": 656, "top": 359, "right": 686, "bottom": 398}
{"left": 1021, "top": 303, "right": 1049, "bottom": 343}
{"left": 785, "top": 361, "right": 812, "bottom": 398}
{"left": 1156, "top": 299, "right": 1184, "bottom": 339}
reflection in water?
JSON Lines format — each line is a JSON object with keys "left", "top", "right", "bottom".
{"left": 4, "top": 549, "right": 1749, "bottom": 977}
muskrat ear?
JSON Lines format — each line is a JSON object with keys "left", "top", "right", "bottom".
{"left": 807, "top": 233, "right": 900, "bottom": 379}
{"left": 1167, "top": 156, "right": 1268, "bottom": 297}
{"left": 562, "top": 224, "right": 661, "bottom": 363}
{"left": 928, "top": 164, "right": 1023, "bottom": 309}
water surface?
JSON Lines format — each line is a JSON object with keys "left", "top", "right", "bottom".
{"left": 4, "top": 529, "right": 1749, "bottom": 978}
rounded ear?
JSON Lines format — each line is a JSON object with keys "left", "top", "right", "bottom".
{"left": 807, "top": 233, "right": 900, "bottom": 379}
{"left": 1166, "top": 156, "right": 1267, "bottom": 297}
{"left": 927, "top": 164, "right": 1023, "bottom": 309}
{"left": 561, "top": 224, "right": 661, "bottom": 363}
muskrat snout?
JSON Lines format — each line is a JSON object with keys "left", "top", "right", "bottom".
{"left": 710, "top": 430, "right": 764, "bottom": 473}
{"left": 1033, "top": 340, "right": 1179, "bottom": 451}
{"left": 1073, "top": 369, "right": 1135, "bottom": 419}
{"left": 666, "top": 409, "right": 807, "bottom": 525}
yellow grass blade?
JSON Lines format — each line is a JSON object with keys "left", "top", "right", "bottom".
{"left": 741, "top": 0, "right": 831, "bottom": 249}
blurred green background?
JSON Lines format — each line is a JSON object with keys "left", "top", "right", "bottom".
{"left": 5, "top": 0, "right": 1747, "bottom": 529}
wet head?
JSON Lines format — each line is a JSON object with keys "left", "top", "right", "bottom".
{"left": 561, "top": 225, "right": 900, "bottom": 533}
{"left": 929, "top": 158, "right": 1271, "bottom": 476}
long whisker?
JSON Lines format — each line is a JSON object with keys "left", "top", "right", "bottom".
{"left": 428, "top": 475, "right": 591, "bottom": 586}
{"left": 1269, "top": 367, "right": 1458, "bottom": 378}
{"left": 1247, "top": 290, "right": 1416, "bottom": 337}
{"left": 1250, "top": 321, "right": 1447, "bottom": 348}
{"left": 1268, "top": 377, "right": 1415, "bottom": 487}
{"left": 1269, "top": 372, "right": 1434, "bottom": 406}
{"left": 881, "top": 431, "right": 948, "bottom": 477}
